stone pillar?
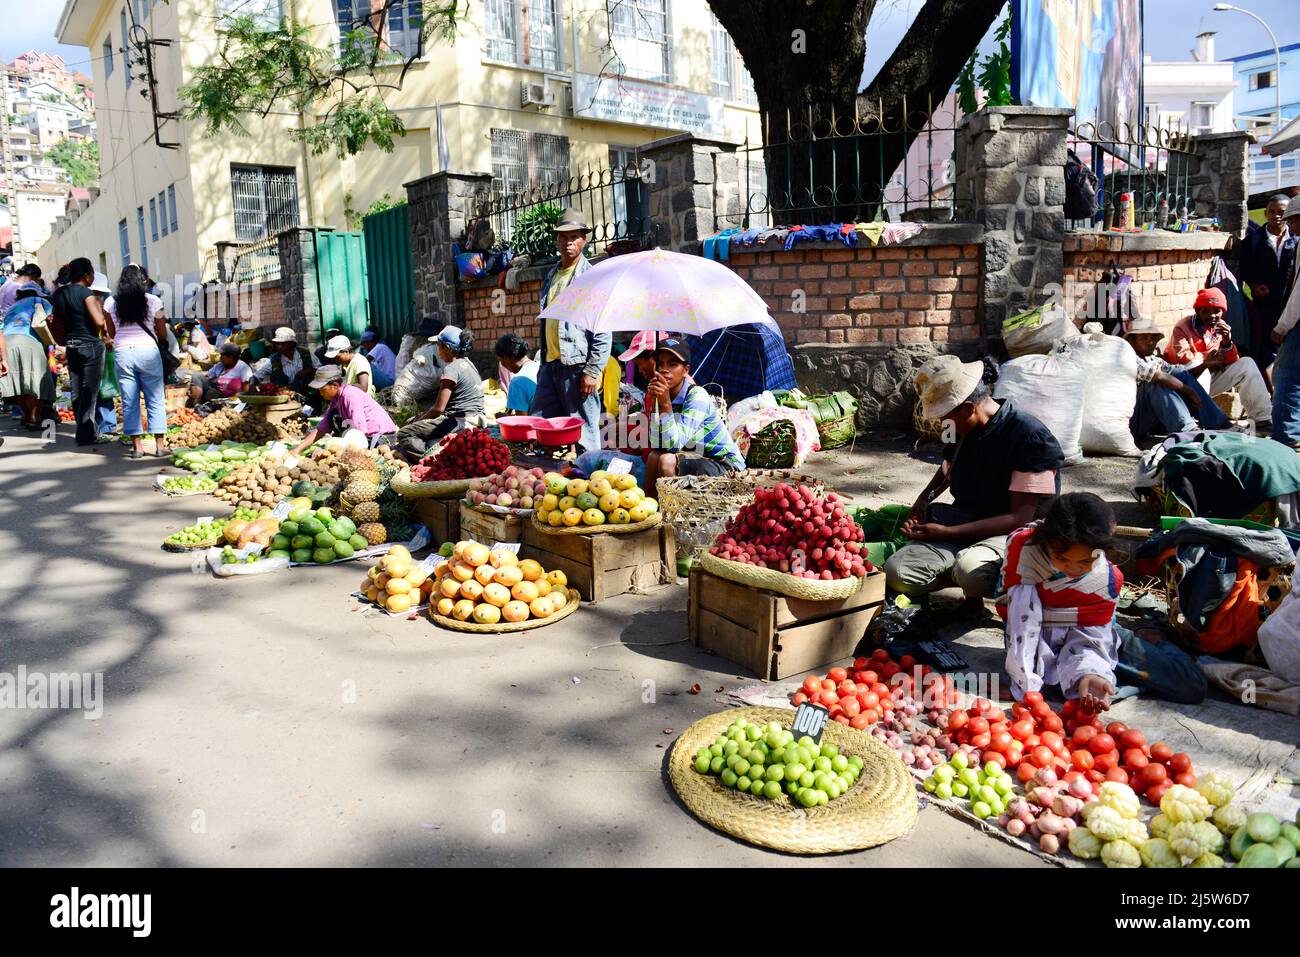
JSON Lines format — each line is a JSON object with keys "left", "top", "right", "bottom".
{"left": 955, "top": 105, "right": 1072, "bottom": 342}
{"left": 1187, "top": 131, "right": 1253, "bottom": 240}
{"left": 277, "top": 226, "right": 330, "bottom": 346}
{"left": 404, "top": 170, "right": 493, "bottom": 328}
{"left": 640, "top": 132, "right": 741, "bottom": 253}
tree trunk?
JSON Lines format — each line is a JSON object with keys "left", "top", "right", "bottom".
{"left": 710, "top": 0, "right": 1008, "bottom": 224}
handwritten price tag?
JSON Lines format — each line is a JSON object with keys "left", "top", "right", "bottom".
{"left": 491, "top": 542, "right": 522, "bottom": 556}
{"left": 420, "top": 554, "right": 448, "bottom": 573}
{"left": 270, "top": 499, "right": 292, "bottom": 520}
{"left": 196, "top": 515, "right": 214, "bottom": 526}
{"left": 233, "top": 401, "right": 246, "bottom": 413}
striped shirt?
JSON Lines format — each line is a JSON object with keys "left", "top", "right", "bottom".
{"left": 650, "top": 383, "right": 745, "bottom": 471}
{"left": 995, "top": 523, "right": 1122, "bottom": 628}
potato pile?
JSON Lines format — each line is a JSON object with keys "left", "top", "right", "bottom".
{"left": 214, "top": 449, "right": 344, "bottom": 510}
{"left": 170, "top": 408, "right": 282, "bottom": 448}
{"left": 277, "top": 411, "right": 310, "bottom": 438}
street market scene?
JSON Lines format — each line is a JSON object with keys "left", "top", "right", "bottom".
{"left": 3, "top": 0, "right": 1300, "bottom": 881}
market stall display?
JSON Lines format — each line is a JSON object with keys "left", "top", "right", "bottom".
{"left": 358, "top": 545, "right": 432, "bottom": 614}
{"left": 532, "top": 469, "right": 660, "bottom": 531}
{"left": 668, "top": 706, "right": 918, "bottom": 855}
{"left": 656, "top": 470, "right": 825, "bottom": 559}
{"left": 169, "top": 406, "right": 284, "bottom": 448}
{"left": 172, "top": 442, "right": 275, "bottom": 473}
{"left": 213, "top": 448, "right": 348, "bottom": 510}
{"left": 282, "top": 503, "right": 370, "bottom": 563}
{"left": 160, "top": 474, "right": 217, "bottom": 494}
{"left": 427, "top": 541, "right": 580, "bottom": 632}
{"left": 465, "top": 465, "right": 549, "bottom": 512}
{"left": 161, "top": 507, "right": 265, "bottom": 551}
{"left": 409, "top": 428, "right": 510, "bottom": 482}
{"left": 337, "top": 448, "right": 419, "bottom": 545}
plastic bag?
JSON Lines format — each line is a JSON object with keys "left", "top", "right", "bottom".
{"left": 1002, "top": 304, "right": 1076, "bottom": 357}
{"left": 994, "top": 352, "right": 1087, "bottom": 465}
{"left": 99, "top": 348, "right": 121, "bottom": 400}
{"left": 205, "top": 545, "right": 290, "bottom": 577}
{"left": 1063, "top": 333, "right": 1141, "bottom": 457}
{"left": 726, "top": 391, "right": 777, "bottom": 434}
{"left": 1258, "top": 572, "right": 1300, "bottom": 685}
{"left": 868, "top": 598, "right": 936, "bottom": 643}
{"left": 390, "top": 344, "right": 444, "bottom": 408}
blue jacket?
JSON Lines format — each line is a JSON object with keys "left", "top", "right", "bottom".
{"left": 538, "top": 254, "right": 611, "bottom": 379}
{"left": 1240, "top": 222, "right": 1298, "bottom": 321}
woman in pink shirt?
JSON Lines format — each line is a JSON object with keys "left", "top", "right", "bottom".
{"left": 108, "top": 265, "right": 172, "bottom": 458}
{"left": 287, "top": 365, "right": 397, "bottom": 457}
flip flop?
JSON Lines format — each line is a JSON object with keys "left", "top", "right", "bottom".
{"left": 129, "top": 449, "right": 144, "bottom": 460}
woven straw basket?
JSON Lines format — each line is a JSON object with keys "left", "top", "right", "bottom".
{"left": 668, "top": 706, "right": 918, "bottom": 854}
{"left": 428, "top": 588, "right": 580, "bottom": 633}
{"left": 700, "top": 551, "right": 867, "bottom": 601}
{"left": 390, "top": 469, "right": 474, "bottom": 500}
{"left": 656, "top": 470, "right": 826, "bottom": 558}
{"left": 530, "top": 511, "right": 662, "bottom": 536}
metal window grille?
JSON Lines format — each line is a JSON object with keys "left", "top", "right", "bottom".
{"left": 532, "top": 132, "right": 571, "bottom": 187}
{"left": 168, "top": 184, "right": 178, "bottom": 230}
{"left": 484, "top": 0, "right": 518, "bottom": 62}
{"left": 158, "top": 190, "right": 168, "bottom": 236}
{"left": 335, "top": 0, "right": 370, "bottom": 43}
{"left": 491, "top": 128, "right": 528, "bottom": 198}
{"left": 387, "top": 0, "right": 423, "bottom": 59}
{"left": 118, "top": 218, "right": 129, "bottom": 269}
{"left": 136, "top": 206, "right": 149, "bottom": 271}
{"left": 1068, "top": 115, "right": 1199, "bottom": 229}
{"left": 149, "top": 197, "right": 158, "bottom": 241}
{"left": 525, "top": 0, "right": 562, "bottom": 70}
{"left": 608, "top": 0, "right": 669, "bottom": 83}
{"left": 231, "top": 164, "right": 300, "bottom": 242}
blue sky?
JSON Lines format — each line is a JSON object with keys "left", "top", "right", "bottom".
{"left": 3, "top": 1, "right": 1297, "bottom": 85}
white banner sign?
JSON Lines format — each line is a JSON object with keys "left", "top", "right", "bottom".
{"left": 572, "top": 73, "right": 726, "bottom": 138}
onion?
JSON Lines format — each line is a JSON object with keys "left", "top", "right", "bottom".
{"left": 1039, "top": 833, "right": 1061, "bottom": 855}
{"left": 1052, "top": 795, "right": 1084, "bottom": 818}
{"left": 1007, "top": 818, "right": 1027, "bottom": 837}
{"left": 1030, "top": 787, "right": 1056, "bottom": 808}
{"left": 1067, "top": 777, "right": 1094, "bottom": 800}
{"left": 997, "top": 813, "right": 1010, "bottom": 828}
{"left": 1033, "top": 767, "right": 1059, "bottom": 788}
{"left": 1037, "top": 812, "right": 1065, "bottom": 836}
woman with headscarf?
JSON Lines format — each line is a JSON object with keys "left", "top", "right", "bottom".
{"left": 394, "top": 326, "right": 484, "bottom": 458}
{"left": 0, "top": 286, "right": 57, "bottom": 430}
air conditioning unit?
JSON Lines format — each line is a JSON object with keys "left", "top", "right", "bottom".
{"left": 521, "top": 80, "right": 556, "bottom": 110}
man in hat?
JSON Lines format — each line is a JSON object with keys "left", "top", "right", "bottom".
{"left": 885, "top": 356, "right": 1065, "bottom": 604}
{"left": 1123, "top": 315, "right": 1227, "bottom": 439}
{"left": 314, "top": 326, "right": 344, "bottom": 367}
{"left": 287, "top": 365, "right": 397, "bottom": 456}
{"left": 323, "top": 334, "right": 373, "bottom": 396}
{"left": 531, "top": 208, "right": 611, "bottom": 454}
{"left": 1269, "top": 195, "right": 1300, "bottom": 446}
{"left": 642, "top": 338, "right": 745, "bottom": 484}
{"left": 359, "top": 329, "right": 396, "bottom": 390}
{"left": 1165, "top": 287, "right": 1272, "bottom": 428}
{"left": 267, "top": 325, "right": 316, "bottom": 391}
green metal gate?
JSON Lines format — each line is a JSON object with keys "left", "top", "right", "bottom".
{"left": 362, "top": 204, "right": 416, "bottom": 347}
{"left": 313, "top": 229, "right": 369, "bottom": 343}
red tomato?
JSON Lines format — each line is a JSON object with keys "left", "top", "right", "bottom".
{"left": 840, "top": 696, "right": 861, "bottom": 718}
{"left": 1139, "top": 763, "right": 1168, "bottom": 788}
{"left": 1105, "top": 767, "right": 1129, "bottom": 784}
{"left": 881, "top": 662, "right": 901, "bottom": 679}
{"left": 862, "top": 709, "right": 880, "bottom": 724}
{"left": 802, "top": 675, "right": 820, "bottom": 694}
{"left": 1011, "top": 703, "right": 1029, "bottom": 721}
{"left": 871, "top": 649, "right": 890, "bottom": 662}
{"left": 836, "top": 680, "right": 856, "bottom": 696}
{"left": 1040, "top": 713, "right": 1064, "bottom": 733}
{"left": 850, "top": 714, "right": 870, "bottom": 730}
{"left": 834, "top": 715, "right": 851, "bottom": 725}
{"left": 828, "top": 703, "right": 844, "bottom": 718}
{"left": 1073, "top": 725, "right": 1100, "bottom": 748}
{"left": 920, "top": 665, "right": 933, "bottom": 677}
{"left": 828, "top": 666, "right": 848, "bottom": 682}
{"left": 1030, "top": 701, "right": 1052, "bottom": 721}
{"left": 1117, "top": 729, "right": 1146, "bottom": 751}
{"left": 1039, "top": 731, "right": 1065, "bottom": 753}
{"left": 1005, "top": 746, "right": 1024, "bottom": 767}
{"left": 1061, "top": 699, "right": 1080, "bottom": 718}
{"left": 973, "top": 697, "right": 992, "bottom": 712}
{"left": 1017, "top": 762, "right": 1038, "bottom": 783}
{"left": 1085, "top": 769, "right": 1105, "bottom": 783}
{"left": 899, "top": 654, "right": 916, "bottom": 671}
{"left": 1087, "top": 733, "right": 1116, "bottom": 755}
{"left": 1147, "top": 781, "right": 1172, "bottom": 804}
{"left": 1010, "top": 719, "right": 1035, "bottom": 742}
{"left": 1174, "top": 771, "right": 1196, "bottom": 788}
{"left": 852, "top": 657, "right": 869, "bottom": 671}
{"left": 1031, "top": 745, "right": 1054, "bottom": 768}
{"left": 859, "top": 691, "right": 880, "bottom": 710}
{"left": 1062, "top": 770, "right": 1084, "bottom": 784}
{"left": 817, "top": 690, "right": 839, "bottom": 707}
{"left": 879, "top": 697, "right": 895, "bottom": 712}
{"left": 1093, "top": 751, "right": 1119, "bottom": 773}
{"left": 870, "top": 682, "right": 891, "bottom": 698}
{"left": 1105, "top": 721, "right": 1129, "bottom": 738}
{"left": 821, "top": 678, "right": 837, "bottom": 692}
{"left": 1168, "top": 752, "right": 1193, "bottom": 775}
{"left": 1024, "top": 690, "right": 1044, "bottom": 706}
{"left": 970, "top": 731, "right": 991, "bottom": 749}
{"left": 1071, "top": 749, "right": 1095, "bottom": 771}
{"left": 857, "top": 670, "right": 879, "bottom": 686}
{"left": 1123, "top": 749, "right": 1149, "bottom": 770}
{"left": 1151, "top": 742, "right": 1173, "bottom": 763}
{"left": 990, "top": 730, "right": 1013, "bottom": 753}
{"left": 967, "top": 716, "right": 990, "bottom": 736}
{"left": 792, "top": 692, "right": 809, "bottom": 706}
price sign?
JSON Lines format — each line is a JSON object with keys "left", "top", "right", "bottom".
{"left": 233, "top": 400, "right": 246, "bottom": 413}
{"left": 284, "top": 456, "right": 299, "bottom": 470}
{"left": 916, "top": 640, "right": 970, "bottom": 672}
{"left": 270, "top": 499, "right": 292, "bottom": 520}
{"left": 420, "top": 554, "right": 448, "bottom": 573}
{"left": 491, "top": 542, "right": 522, "bottom": 557}
{"left": 206, "top": 444, "right": 220, "bottom": 453}
{"left": 607, "top": 458, "right": 633, "bottom": 476}
{"left": 196, "top": 516, "right": 214, "bottom": 526}
{"left": 790, "top": 703, "right": 830, "bottom": 745}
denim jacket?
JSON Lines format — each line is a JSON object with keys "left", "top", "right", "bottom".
{"left": 538, "top": 254, "right": 611, "bottom": 379}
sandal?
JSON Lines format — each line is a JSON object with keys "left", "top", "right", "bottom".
{"left": 129, "top": 448, "right": 144, "bottom": 460}
{"left": 155, "top": 446, "right": 173, "bottom": 457}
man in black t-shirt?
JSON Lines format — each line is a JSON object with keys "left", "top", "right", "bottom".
{"left": 884, "top": 356, "right": 1065, "bottom": 602}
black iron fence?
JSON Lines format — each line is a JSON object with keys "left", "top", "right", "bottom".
{"left": 473, "top": 161, "right": 660, "bottom": 262}
{"left": 1067, "top": 118, "right": 1199, "bottom": 230}
{"left": 729, "top": 95, "right": 969, "bottom": 228}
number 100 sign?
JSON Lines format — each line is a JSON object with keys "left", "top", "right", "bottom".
{"left": 790, "top": 702, "right": 830, "bottom": 744}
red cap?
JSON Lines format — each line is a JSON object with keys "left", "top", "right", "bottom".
{"left": 1193, "top": 288, "right": 1227, "bottom": 311}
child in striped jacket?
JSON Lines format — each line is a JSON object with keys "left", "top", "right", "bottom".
{"left": 996, "top": 493, "right": 1123, "bottom": 712}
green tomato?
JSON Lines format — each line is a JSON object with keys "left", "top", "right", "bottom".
{"left": 987, "top": 796, "right": 1005, "bottom": 817}
{"left": 753, "top": 741, "right": 770, "bottom": 756}
{"left": 735, "top": 758, "right": 753, "bottom": 777}
{"left": 958, "top": 768, "right": 981, "bottom": 789}
{"left": 814, "top": 757, "right": 833, "bottom": 773}
{"left": 710, "top": 756, "right": 725, "bottom": 773}
{"left": 765, "top": 764, "right": 785, "bottom": 782}
{"left": 721, "top": 769, "right": 738, "bottom": 788}
{"left": 951, "top": 782, "right": 969, "bottom": 799}
{"left": 826, "top": 781, "right": 842, "bottom": 800}
{"left": 983, "top": 761, "right": 1002, "bottom": 778}
{"left": 935, "top": 782, "right": 954, "bottom": 800}
{"left": 709, "top": 744, "right": 723, "bottom": 758}
{"left": 799, "top": 772, "right": 816, "bottom": 789}
{"left": 763, "top": 780, "right": 783, "bottom": 800}
{"left": 723, "top": 741, "right": 740, "bottom": 756}
{"left": 820, "top": 743, "right": 839, "bottom": 759}
{"left": 797, "top": 788, "right": 818, "bottom": 808}
{"left": 746, "top": 726, "right": 763, "bottom": 742}
{"left": 933, "top": 765, "right": 955, "bottom": 783}
{"left": 978, "top": 785, "right": 999, "bottom": 806}
{"left": 785, "top": 763, "right": 806, "bottom": 783}
{"left": 770, "top": 748, "right": 786, "bottom": 764}
{"left": 765, "top": 730, "right": 784, "bottom": 749}
{"left": 815, "top": 790, "right": 829, "bottom": 806}
{"left": 971, "top": 801, "right": 992, "bottom": 819}
{"left": 738, "top": 743, "right": 753, "bottom": 760}
{"left": 949, "top": 752, "right": 969, "bottom": 770}
{"left": 785, "top": 780, "right": 799, "bottom": 796}
{"left": 694, "top": 756, "right": 711, "bottom": 774}
{"left": 831, "top": 755, "right": 849, "bottom": 774}
{"left": 923, "top": 776, "right": 938, "bottom": 793}
{"left": 848, "top": 755, "right": 864, "bottom": 770}
{"left": 749, "top": 778, "right": 766, "bottom": 797}
{"left": 736, "top": 776, "right": 751, "bottom": 792}
{"left": 797, "top": 736, "right": 816, "bottom": 750}
{"left": 993, "top": 777, "right": 1013, "bottom": 798}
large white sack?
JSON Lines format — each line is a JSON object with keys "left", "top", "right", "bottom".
{"left": 1002, "top": 304, "right": 1077, "bottom": 357}
{"left": 1258, "top": 572, "right": 1300, "bottom": 685}
{"left": 1066, "top": 333, "right": 1141, "bottom": 457}
{"left": 994, "top": 352, "right": 1086, "bottom": 466}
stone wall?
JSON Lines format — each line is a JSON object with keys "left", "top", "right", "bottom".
{"left": 277, "top": 227, "right": 325, "bottom": 346}
{"left": 641, "top": 132, "right": 742, "bottom": 253}
{"left": 407, "top": 170, "right": 493, "bottom": 330}
{"left": 1188, "top": 131, "right": 1253, "bottom": 240}
{"left": 1062, "top": 232, "right": 1231, "bottom": 336}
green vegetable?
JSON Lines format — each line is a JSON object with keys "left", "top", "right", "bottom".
{"left": 1229, "top": 825, "right": 1255, "bottom": 861}
{"left": 1101, "top": 840, "right": 1141, "bottom": 868}
{"left": 1085, "top": 805, "right": 1127, "bottom": 842}
{"left": 1279, "top": 822, "right": 1300, "bottom": 849}
{"left": 1170, "top": 820, "right": 1222, "bottom": 863}
{"left": 1068, "top": 827, "right": 1103, "bottom": 860}
{"left": 1212, "top": 804, "right": 1247, "bottom": 835}
{"left": 1138, "top": 838, "right": 1181, "bottom": 868}
{"left": 1194, "top": 771, "right": 1235, "bottom": 809}
{"left": 1239, "top": 843, "right": 1280, "bottom": 868}
{"left": 1189, "top": 852, "right": 1225, "bottom": 868}
{"left": 291, "top": 548, "right": 314, "bottom": 563}
{"left": 1271, "top": 838, "right": 1296, "bottom": 865}
{"left": 1160, "top": 784, "right": 1212, "bottom": 824}
{"left": 1246, "top": 812, "right": 1281, "bottom": 844}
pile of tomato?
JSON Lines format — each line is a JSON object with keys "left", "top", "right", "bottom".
{"left": 790, "top": 649, "right": 959, "bottom": 730}
{"left": 1060, "top": 700, "right": 1194, "bottom": 804}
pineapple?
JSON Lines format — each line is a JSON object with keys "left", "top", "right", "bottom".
{"left": 352, "top": 500, "right": 381, "bottom": 524}
{"left": 339, "top": 448, "right": 379, "bottom": 472}
{"left": 351, "top": 469, "right": 381, "bottom": 486}
{"left": 344, "top": 479, "right": 379, "bottom": 503}
{"left": 358, "top": 522, "right": 388, "bottom": 546}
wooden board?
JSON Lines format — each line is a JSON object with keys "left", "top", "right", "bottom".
{"left": 414, "top": 498, "right": 457, "bottom": 545}
{"left": 459, "top": 503, "right": 524, "bottom": 546}
{"left": 688, "top": 567, "right": 886, "bottom": 680}
{"left": 519, "top": 524, "right": 676, "bottom": 603}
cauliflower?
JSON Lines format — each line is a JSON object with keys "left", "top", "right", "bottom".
{"left": 1101, "top": 839, "right": 1142, "bottom": 868}
{"left": 1068, "top": 826, "right": 1104, "bottom": 860}
{"left": 1086, "top": 805, "right": 1128, "bottom": 842}
{"left": 1096, "top": 781, "right": 1141, "bottom": 820}
{"left": 1139, "top": 838, "right": 1182, "bottom": 868}
{"left": 1124, "top": 818, "right": 1149, "bottom": 845}
{"left": 1170, "top": 820, "right": 1223, "bottom": 863}
{"left": 1160, "top": 784, "right": 1212, "bottom": 824}
{"left": 1212, "top": 803, "right": 1247, "bottom": 835}
{"left": 1194, "top": 771, "right": 1235, "bottom": 809}
{"left": 1150, "top": 813, "right": 1172, "bottom": 838}
{"left": 1189, "top": 852, "right": 1225, "bottom": 868}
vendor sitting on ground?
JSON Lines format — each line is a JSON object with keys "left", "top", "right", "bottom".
{"left": 1165, "top": 288, "right": 1272, "bottom": 429}
{"left": 267, "top": 326, "right": 316, "bottom": 392}
{"left": 188, "top": 342, "right": 252, "bottom": 403}
{"left": 288, "top": 365, "right": 397, "bottom": 456}
{"left": 642, "top": 337, "right": 745, "bottom": 484}
{"left": 885, "top": 356, "right": 1064, "bottom": 605}
{"left": 395, "top": 325, "right": 485, "bottom": 458}
{"left": 324, "top": 334, "right": 373, "bottom": 397}
{"left": 359, "top": 330, "right": 396, "bottom": 390}
{"left": 1124, "top": 314, "right": 1228, "bottom": 438}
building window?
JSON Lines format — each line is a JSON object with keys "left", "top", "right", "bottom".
{"left": 118, "top": 218, "right": 130, "bottom": 268}
{"left": 137, "top": 206, "right": 149, "bottom": 271}
{"left": 104, "top": 36, "right": 114, "bottom": 77}
{"left": 231, "top": 165, "right": 300, "bottom": 241}
{"left": 120, "top": 9, "right": 131, "bottom": 88}
{"left": 336, "top": 0, "right": 419, "bottom": 58}
{"left": 532, "top": 132, "right": 571, "bottom": 187}
{"left": 608, "top": 145, "right": 648, "bottom": 232}
{"left": 1192, "top": 102, "right": 1214, "bottom": 135}
{"left": 168, "top": 184, "right": 179, "bottom": 230}
{"left": 158, "top": 190, "right": 168, "bottom": 236}
{"left": 608, "top": 0, "right": 670, "bottom": 83}
{"left": 1249, "top": 70, "right": 1274, "bottom": 91}
{"left": 149, "top": 198, "right": 159, "bottom": 241}
{"left": 490, "top": 129, "right": 571, "bottom": 197}
{"left": 708, "top": 13, "right": 755, "bottom": 105}
{"left": 485, "top": 0, "right": 562, "bottom": 70}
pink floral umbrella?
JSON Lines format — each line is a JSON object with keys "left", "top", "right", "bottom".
{"left": 538, "top": 248, "right": 776, "bottom": 334}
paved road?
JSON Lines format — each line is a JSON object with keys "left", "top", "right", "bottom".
{"left": 0, "top": 424, "right": 1047, "bottom": 867}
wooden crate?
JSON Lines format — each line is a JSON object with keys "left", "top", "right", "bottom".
{"left": 413, "top": 498, "right": 458, "bottom": 545}
{"left": 521, "top": 521, "right": 676, "bottom": 603}
{"left": 459, "top": 503, "right": 524, "bottom": 545}
{"left": 688, "top": 568, "right": 886, "bottom": 680}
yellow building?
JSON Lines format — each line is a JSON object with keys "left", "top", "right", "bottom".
{"left": 42, "top": 0, "right": 761, "bottom": 290}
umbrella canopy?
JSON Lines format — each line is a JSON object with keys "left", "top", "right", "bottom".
{"left": 685, "top": 323, "right": 797, "bottom": 403}
{"left": 1263, "top": 114, "right": 1300, "bottom": 157}
{"left": 538, "top": 248, "right": 775, "bottom": 335}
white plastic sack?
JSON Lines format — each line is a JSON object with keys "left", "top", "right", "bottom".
{"left": 994, "top": 353, "right": 1086, "bottom": 465}
{"left": 726, "top": 391, "right": 777, "bottom": 434}
{"left": 1064, "top": 333, "right": 1141, "bottom": 457}
{"left": 1258, "top": 572, "right": 1300, "bottom": 685}
{"left": 1002, "top": 304, "right": 1077, "bottom": 357}
{"left": 390, "top": 344, "right": 445, "bottom": 408}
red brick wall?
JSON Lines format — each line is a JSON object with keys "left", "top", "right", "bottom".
{"left": 1062, "top": 235, "right": 1228, "bottom": 337}
{"left": 201, "top": 281, "right": 285, "bottom": 331}
{"left": 723, "top": 243, "right": 983, "bottom": 346}
{"left": 462, "top": 278, "right": 543, "bottom": 343}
